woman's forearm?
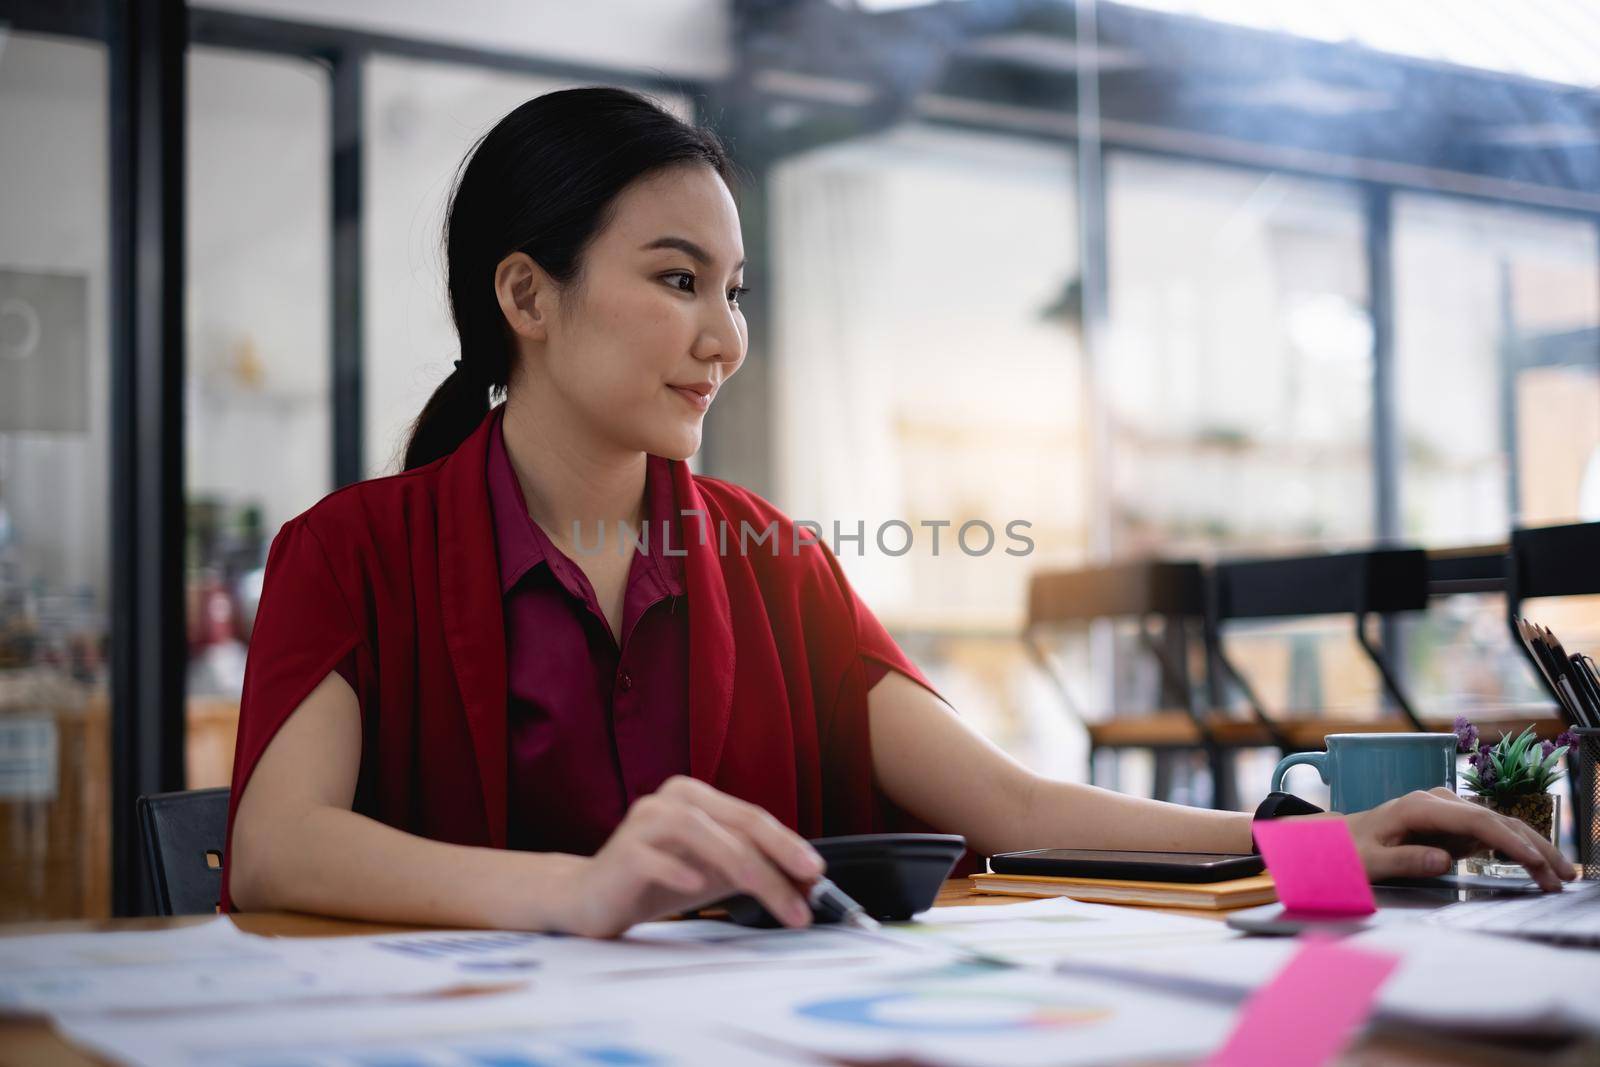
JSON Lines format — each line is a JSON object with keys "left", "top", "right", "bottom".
{"left": 230, "top": 671, "right": 591, "bottom": 931}
{"left": 231, "top": 804, "right": 587, "bottom": 931}
{"left": 868, "top": 671, "right": 1254, "bottom": 856}
{"left": 1016, "top": 778, "right": 1254, "bottom": 855}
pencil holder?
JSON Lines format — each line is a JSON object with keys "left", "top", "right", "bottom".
{"left": 1578, "top": 728, "right": 1600, "bottom": 880}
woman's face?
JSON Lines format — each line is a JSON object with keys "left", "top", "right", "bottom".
{"left": 516, "top": 163, "right": 748, "bottom": 462}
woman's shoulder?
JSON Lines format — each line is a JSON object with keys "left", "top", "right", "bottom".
{"left": 687, "top": 471, "right": 821, "bottom": 556}
{"left": 687, "top": 470, "right": 788, "bottom": 525}
{"left": 278, "top": 458, "right": 449, "bottom": 559}
{"left": 687, "top": 470, "right": 851, "bottom": 592}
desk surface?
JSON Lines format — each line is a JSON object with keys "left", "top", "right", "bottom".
{"left": 0, "top": 881, "right": 1586, "bottom": 1067}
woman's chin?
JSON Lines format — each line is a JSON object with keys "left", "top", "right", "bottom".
{"left": 643, "top": 422, "right": 702, "bottom": 462}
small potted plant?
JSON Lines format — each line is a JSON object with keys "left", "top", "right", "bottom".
{"left": 1454, "top": 717, "right": 1577, "bottom": 858}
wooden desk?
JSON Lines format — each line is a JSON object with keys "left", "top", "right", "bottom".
{"left": 2, "top": 882, "right": 1592, "bottom": 1067}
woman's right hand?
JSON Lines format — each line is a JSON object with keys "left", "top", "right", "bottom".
{"left": 551, "top": 776, "right": 826, "bottom": 939}
{"left": 1343, "top": 787, "right": 1576, "bottom": 891}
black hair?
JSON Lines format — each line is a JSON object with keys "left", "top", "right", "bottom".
{"left": 401, "top": 86, "right": 734, "bottom": 471}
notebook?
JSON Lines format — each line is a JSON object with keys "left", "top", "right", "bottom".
{"left": 969, "top": 871, "right": 1277, "bottom": 910}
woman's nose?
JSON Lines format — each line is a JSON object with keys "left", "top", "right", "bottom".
{"left": 692, "top": 311, "right": 745, "bottom": 365}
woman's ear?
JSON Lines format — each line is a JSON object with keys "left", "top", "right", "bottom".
{"left": 494, "top": 251, "right": 551, "bottom": 342}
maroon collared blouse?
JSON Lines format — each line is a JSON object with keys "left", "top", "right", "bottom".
{"left": 341, "top": 410, "right": 888, "bottom": 856}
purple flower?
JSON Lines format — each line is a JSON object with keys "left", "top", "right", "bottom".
{"left": 1555, "top": 728, "right": 1580, "bottom": 752}
{"left": 1478, "top": 759, "right": 1498, "bottom": 788}
{"left": 1453, "top": 716, "right": 1480, "bottom": 754}
{"left": 1540, "top": 740, "right": 1557, "bottom": 761}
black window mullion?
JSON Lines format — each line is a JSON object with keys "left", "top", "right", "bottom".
{"left": 331, "top": 48, "right": 364, "bottom": 488}
{"left": 109, "top": 0, "right": 188, "bottom": 916}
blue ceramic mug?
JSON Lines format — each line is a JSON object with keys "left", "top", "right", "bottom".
{"left": 1271, "top": 733, "right": 1457, "bottom": 813}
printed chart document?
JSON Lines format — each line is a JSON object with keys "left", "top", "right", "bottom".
{"left": 59, "top": 988, "right": 819, "bottom": 1067}
{"left": 47, "top": 899, "right": 1248, "bottom": 1067}
{"left": 321, "top": 915, "right": 930, "bottom": 983}
{"left": 0, "top": 918, "right": 507, "bottom": 1016}
{"left": 59, "top": 956, "right": 1236, "bottom": 1067}
{"left": 660, "top": 956, "right": 1238, "bottom": 1067}
{"left": 0, "top": 916, "right": 923, "bottom": 1021}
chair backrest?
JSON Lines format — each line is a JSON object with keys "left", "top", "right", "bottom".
{"left": 1027, "top": 560, "right": 1205, "bottom": 625}
{"left": 1510, "top": 522, "right": 1600, "bottom": 604}
{"left": 1205, "top": 548, "right": 1429, "bottom": 731}
{"left": 1209, "top": 548, "right": 1428, "bottom": 623}
{"left": 1425, "top": 544, "right": 1507, "bottom": 597}
{"left": 137, "top": 787, "right": 230, "bottom": 916}
{"left": 1506, "top": 522, "right": 1600, "bottom": 715}
{"left": 1027, "top": 561, "right": 1207, "bottom": 716}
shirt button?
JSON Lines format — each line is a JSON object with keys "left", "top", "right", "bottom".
{"left": 618, "top": 670, "right": 633, "bottom": 692}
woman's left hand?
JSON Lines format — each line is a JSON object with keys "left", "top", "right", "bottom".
{"left": 1342, "top": 787, "right": 1576, "bottom": 891}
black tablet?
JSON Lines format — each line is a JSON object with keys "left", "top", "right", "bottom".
{"left": 988, "top": 848, "right": 1264, "bottom": 883}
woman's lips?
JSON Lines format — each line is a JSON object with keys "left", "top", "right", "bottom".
{"left": 669, "top": 385, "right": 711, "bottom": 411}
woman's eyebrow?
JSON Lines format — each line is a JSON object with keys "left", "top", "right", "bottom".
{"left": 640, "top": 235, "right": 746, "bottom": 272}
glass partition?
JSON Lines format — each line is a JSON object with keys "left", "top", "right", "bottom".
{"left": 1105, "top": 154, "right": 1373, "bottom": 559}
{"left": 184, "top": 46, "right": 331, "bottom": 788}
{"left": 1394, "top": 195, "right": 1600, "bottom": 544}
{"left": 770, "top": 124, "right": 1086, "bottom": 774}
{"left": 0, "top": 29, "right": 112, "bottom": 919}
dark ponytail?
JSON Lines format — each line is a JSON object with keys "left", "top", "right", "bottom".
{"left": 402, "top": 86, "right": 734, "bottom": 471}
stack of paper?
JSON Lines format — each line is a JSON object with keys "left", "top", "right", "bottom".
{"left": 55, "top": 940, "right": 1244, "bottom": 1067}
{"left": 6, "top": 897, "right": 1250, "bottom": 1067}
{"left": 15, "top": 892, "right": 1593, "bottom": 1066}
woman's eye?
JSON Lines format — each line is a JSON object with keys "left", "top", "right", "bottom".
{"left": 664, "top": 272, "right": 746, "bottom": 306}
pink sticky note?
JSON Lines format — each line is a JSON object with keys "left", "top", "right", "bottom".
{"left": 1204, "top": 937, "right": 1399, "bottom": 1067}
{"left": 1252, "top": 818, "right": 1376, "bottom": 917}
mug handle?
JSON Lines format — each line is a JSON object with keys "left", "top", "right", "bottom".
{"left": 1271, "top": 751, "right": 1329, "bottom": 794}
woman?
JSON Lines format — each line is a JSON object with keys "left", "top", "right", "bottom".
{"left": 226, "top": 87, "right": 1572, "bottom": 938}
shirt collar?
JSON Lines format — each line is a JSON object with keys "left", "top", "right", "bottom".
{"left": 486, "top": 408, "right": 685, "bottom": 598}
{"left": 640, "top": 452, "right": 687, "bottom": 595}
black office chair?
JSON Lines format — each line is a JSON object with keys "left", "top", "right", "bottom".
{"left": 1507, "top": 522, "right": 1600, "bottom": 829}
{"left": 1421, "top": 543, "right": 1566, "bottom": 741}
{"left": 1025, "top": 560, "right": 1255, "bottom": 806}
{"left": 1205, "top": 548, "right": 1431, "bottom": 757}
{"left": 1508, "top": 521, "right": 1600, "bottom": 721}
{"left": 137, "top": 787, "right": 230, "bottom": 916}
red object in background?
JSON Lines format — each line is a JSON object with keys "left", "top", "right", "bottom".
{"left": 201, "top": 580, "right": 238, "bottom": 646}
{"left": 186, "top": 571, "right": 241, "bottom": 654}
